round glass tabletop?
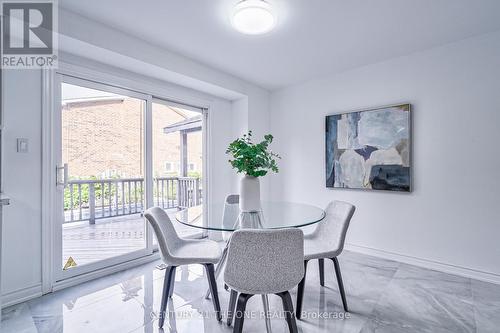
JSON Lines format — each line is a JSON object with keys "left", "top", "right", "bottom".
{"left": 175, "top": 201, "right": 326, "bottom": 232}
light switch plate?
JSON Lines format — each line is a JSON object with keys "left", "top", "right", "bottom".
{"left": 17, "top": 138, "right": 28, "bottom": 153}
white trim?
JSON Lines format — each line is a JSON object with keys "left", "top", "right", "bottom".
{"left": 57, "top": 61, "right": 214, "bottom": 110}
{"left": 41, "top": 69, "right": 55, "bottom": 294}
{"left": 61, "top": 74, "right": 150, "bottom": 101}
{"left": 346, "top": 243, "right": 500, "bottom": 285}
{"left": 2, "top": 284, "right": 43, "bottom": 308}
{"left": 62, "top": 96, "right": 125, "bottom": 105}
{"left": 154, "top": 98, "right": 206, "bottom": 114}
{"left": 0, "top": 61, "right": 4, "bottom": 131}
{"left": 202, "top": 108, "right": 210, "bottom": 238}
{"left": 52, "top": 253, "right": 160, "bottom": 292}
{"left": 144, "top": 95, "right": 154, "bottom": 253}
{"left": 55, "top": 248, "right": 152, "bottom": 281}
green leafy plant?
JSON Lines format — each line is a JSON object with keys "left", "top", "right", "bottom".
{"left": 226, "top": 131, "right": 281, "bottom": 177}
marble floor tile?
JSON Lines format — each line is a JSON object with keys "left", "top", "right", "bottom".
{"left": 28, "top": 275, "right": 142, "bottom": 317}
{"left": 0, "top": 303, "right": 38, "bottom": 333}
{"left": 134, "top": 264, "right": 213, "bottom": 317}
{"left": 291, "top": 252, "right": 399, "bottom": 333}
{"left": 30, "top": 287, "right": 154, "bottom": 333}
{"left": 361, "top": 264, "right": 475, "bottom": 333}
{"left": 471, "top": 279, "right": 500, "bottom": 333}
{"left": 334, "top": 252, "right": 400, "bottom": 313}
{"left": 2, "top": 250, "right": 497, "bottom": 333}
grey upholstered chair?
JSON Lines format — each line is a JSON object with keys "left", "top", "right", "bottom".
{"left": 224, "top": 229, "right": 304, "bottom": 333}
{"left": 296, "top": 200, "right": 355, "bottom": 318}
{"left": 144, "top": 207, "right": 222, "bottom": 328}
{"left": 222, "top": 194, "right": 240, "bottom": 240}
{"left": 204, "top": 194, "right": 240, "bottom": 299}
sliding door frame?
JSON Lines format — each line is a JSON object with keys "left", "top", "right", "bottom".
{"left": 42, "top": 61, "right": 213, "bottom": 293}
{"left": 52, "top": 74, "right": 153, "bottom": 282}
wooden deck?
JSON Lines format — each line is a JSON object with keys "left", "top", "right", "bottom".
{"left": 62, "top": 209, "right": 198, "bottom": 268}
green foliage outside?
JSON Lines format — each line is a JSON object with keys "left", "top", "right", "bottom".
{"left": 226, "top": 131, "right": 281, "bottom": 177}
{"left": 64, "top": 175, "right": 121, "bottom": 210}
{"left": 187, "top": 171, "right": 201, "bottom": 178}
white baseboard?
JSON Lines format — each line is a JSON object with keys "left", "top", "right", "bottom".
{"left": 2, "top": 284, "right": 43, "bottom": 308}
{"left": 345, "top": 243, "right": 500, "bottom": 285}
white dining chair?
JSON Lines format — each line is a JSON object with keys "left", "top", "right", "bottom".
{"left": 144, "top": 207, "right": 222, "bottom": 328}
{"left": 204, "top": 194, "right": 240, "bottom": 300}
{"left": 222, "top": 194, "right": 240, "bottom": 241}
{"left": 295, "top": 200, "right": 355, "bottom": 318}
{"left": 224, "top": 228, "right": 304, "bottom": 333}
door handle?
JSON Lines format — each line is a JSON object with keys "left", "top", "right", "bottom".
{"left": 56, "top": 163, "right": 68, "bottom": 187}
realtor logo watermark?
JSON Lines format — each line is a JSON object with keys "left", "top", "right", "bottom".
{"left": 1, "top": 0, "right": 58, "bottom": 68}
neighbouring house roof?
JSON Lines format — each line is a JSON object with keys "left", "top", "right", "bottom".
{"left": 163, "top": 115, "right": 202, "bottom": 134}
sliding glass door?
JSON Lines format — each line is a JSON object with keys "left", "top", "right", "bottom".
{"left": 152, "top": 98, "right": 205, "bottom": 239}
{"left": 51, "top": 71, "right": 208, "bottom": 283}
{"left": 54, "top": 75, "right": 152, "bottom": 281}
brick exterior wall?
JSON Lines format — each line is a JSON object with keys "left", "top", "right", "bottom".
{"left": 62, "top": 98, "right": 202, "bottom": 179}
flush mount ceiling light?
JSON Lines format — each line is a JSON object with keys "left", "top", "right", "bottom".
{"left": 231, "top": 0, "right": 276, "bottom": 35}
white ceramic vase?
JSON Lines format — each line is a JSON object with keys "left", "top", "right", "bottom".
{"left": 239, "top": 175, "right": 261, "bottom": 212}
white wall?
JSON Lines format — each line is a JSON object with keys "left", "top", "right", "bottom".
{"left": 2, "top": 70, "right": 43, "bottom": 301}
{"left": 229, "top": 92, "right": 272, "bottom": 200}
{"left": 269, "top": 31, "right": 500, "bottom": 280}
{"left": 58, "top": 8, "right": 271, "bottom": 116}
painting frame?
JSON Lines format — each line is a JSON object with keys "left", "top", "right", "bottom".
{"left": 325, "top": 103, "right": 412, "bottom": 192}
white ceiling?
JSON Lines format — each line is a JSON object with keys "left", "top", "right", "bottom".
{"left": 60, "top": 0, "right": 500, "bottom": 90}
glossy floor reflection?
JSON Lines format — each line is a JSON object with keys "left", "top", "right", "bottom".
{"left": 2, "top": 250, "right": 500, "bottom": 333}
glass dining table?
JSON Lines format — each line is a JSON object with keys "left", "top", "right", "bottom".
{"left": 174, "top": 201, "right": 325, "bottom": 333}
{"left": 175, "top": 201, "right": 326, "bottom": 231}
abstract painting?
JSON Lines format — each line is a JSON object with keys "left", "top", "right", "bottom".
{"left": 325, "top": 104, "right": 411, "bottom": 192}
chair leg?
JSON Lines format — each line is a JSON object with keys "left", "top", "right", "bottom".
{"left": 168, "top": 266, "right": 177, "bottom": 298}
{"left": 233, "top": 293, "right": 253, "bottom": 333}
{"left": 204, "top": 264, "right": 222, "bottom": 321}
{"left": 277, "top": 291, "right": 298, "bottom": 333}
{"left": 295, "top": 260, "right": 308, "bottom": 319}
{"left": 331, "top": 257, "right": 348, "bottom": 312}
{"left": 159, "top": 266, "right": 176, "bottom": 328}
{"left": 318, "top": 258, "right": 325, "bottom": 286}
{"left": 206, "top": 245, "right": 228, "bottom": 299}
{"left": 227, "top": 289, "right": 238, "bottom": 326}
{"left": 262, "top": 294, "right": 272, "bottom": 332}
